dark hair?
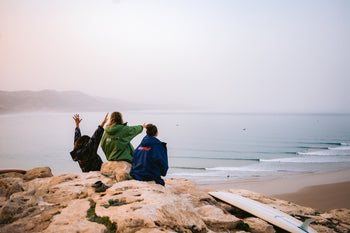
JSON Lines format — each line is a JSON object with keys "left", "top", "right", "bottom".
{"left": 107, "top": 112, "right": 123, "bottom": 126}
{"left": 74, "top": 135, "right": 90, "bottom": 150}
{"left": 146, "top": 124, "right": 158, "bottom": 137}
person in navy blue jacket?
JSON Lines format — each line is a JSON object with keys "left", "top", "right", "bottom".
{"left": 130, "top": 124, "right": 168, "bottom": 186}
{"left": 70, "top": 113, "right": 108, "bottom": 172}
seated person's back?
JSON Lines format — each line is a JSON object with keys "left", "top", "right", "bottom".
{"left": 130, "top": 124, "right": 168, "bottom": 186}
{"left": 101, "top": 112, "right": 145, "bottom": 163}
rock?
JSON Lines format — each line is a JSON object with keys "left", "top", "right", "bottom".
{"left": 0, "top": 171, "right": 25, "bottom": 179}
{"left": 23, "top": 167, "right": 53, "bottom": 181}
{"left": 166, "top": 178, "right": 211, "bottom": 206}
{"left": 0, "top": 191, "right": 61, "bottom": 232}
{"left": 307, "top": 224, "right": 334, "bottom": 233}
{"left": 22, "top": 172, "right": 113, "bottom": 205}
{"left": 0, "top": 171, "right": 110, "bottom": 232}
{"left": 1, "top": 166, "right": 349, "bottom": 233}
{"left": 196, "top": 204, "right": 241, "bottom": 231}
{"left": 335, "top": 223, "right": 350, "bottom": 233}
{"left": 322, "top": 209, "right": 350, "bottom": 224}
{"left": 243, "top": 217, "right": 275, "bottom": 233}
{"left": 135, "top": 229, "right": 177, "bottom": 233}
{"left": 101, "top": 161, "right": 132, "bottom": 182}
{"left": 94, "top": 180, "right": 208, "bottom": 233}
{"left": 0, "top": 177, "right": 24, "bottom": 198}
{"left": 0, "top": 196, "right": 6, "bottom": 207}
{"left": 43, "top": 199, "right": 107, "bottom": 233}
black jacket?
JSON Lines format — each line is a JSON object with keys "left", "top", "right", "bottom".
{"left": 70, "top": 126, "right": 104, "bottom": 172}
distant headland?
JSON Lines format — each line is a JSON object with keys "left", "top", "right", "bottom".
{"left": 0, "top": 90, "right": 151, "bottom": 114}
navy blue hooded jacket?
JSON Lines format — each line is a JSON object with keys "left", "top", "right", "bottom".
{"left": 130, "top": 135, "right": 168, "bottom": 186}
{"left": 70, "top": 126, "right": 104, "bottom": 172}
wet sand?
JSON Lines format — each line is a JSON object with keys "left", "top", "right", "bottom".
{"left": 274, "top": 181, "right": 350, "bottom": 211}
{"left": 198, "top": 169, "right": 350, "bottom": 211}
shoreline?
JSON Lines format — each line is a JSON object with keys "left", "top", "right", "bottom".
{"left": 197, "top": 169, "right": 350, "bottom": 211}
{"left": 274, "top": 181, "right": 350, "bottom": 211}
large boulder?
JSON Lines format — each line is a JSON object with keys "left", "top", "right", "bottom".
{"left": 101, "top": 161, "right": 132, "bottom": 182}
{"left": 23, "top": 167, "right": 53, "bottom": 181}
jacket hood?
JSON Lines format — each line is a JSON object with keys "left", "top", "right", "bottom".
{"left": 141, "top": 135, "right": 161, "bottom": 146}
{"left": 105, "top": 123, "right": 126, "bottom": 135}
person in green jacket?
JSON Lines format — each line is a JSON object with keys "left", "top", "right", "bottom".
{"left": 101, "top": 112, "right": 146, "bottom": 163}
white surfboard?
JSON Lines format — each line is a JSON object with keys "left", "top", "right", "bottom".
{"left": 209, "top": 191, "right": 317, "bottom": 233}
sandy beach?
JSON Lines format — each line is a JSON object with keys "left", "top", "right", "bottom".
{"left": 198, "top": 169, "right": 350, "bottom": 211}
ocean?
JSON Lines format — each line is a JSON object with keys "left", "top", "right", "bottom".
{"left": 1, "top": 112, "right": 350, "bottom": 184}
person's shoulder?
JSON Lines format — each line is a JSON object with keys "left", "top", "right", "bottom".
{"left": 153, "top": 138, "right": 164, "bottom": 146}
{"left": 146, "top": 135, "right": 160, "bottom": 141}
{"left": 106, "top": 123, "right": 122, "bottom": 130}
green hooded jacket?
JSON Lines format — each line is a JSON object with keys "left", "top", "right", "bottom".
{"left": 101, "top": 124, "right": 143, "bottom": 163}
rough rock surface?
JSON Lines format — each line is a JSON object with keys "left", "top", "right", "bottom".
{"left": 23, "top": 167, "right": 53, "bottom": 181}
{"left": 0, "top": 165, "right": 349, "bottom": 233}
{"left": 243, "top": 217, "right": 275, "bottom": 233}
{"left": 44, "top": 199, "right": 106, "bottom": 233}
{"left": 101, "top": 161, "right": 132, "bottom": 182}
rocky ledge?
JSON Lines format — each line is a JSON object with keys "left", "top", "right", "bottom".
{"left": 1, "top": 163, "right": 349, "bottom": 233}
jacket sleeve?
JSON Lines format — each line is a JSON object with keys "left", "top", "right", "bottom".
{"left": 74, "top": 126, "right": 104, "bottom": 160}
{"left": 125, "top": 125, "right": 143, "bottom": 139}
{"left": 88, "top": 125, "right": 105, "bottom": 153}
{"left": 93, "top": 126, "right": 104, "bottom": 144}
{"left": 74, "top": 127, "right": 81, "bottom": 143}
{"left": 128, "top": 125, "right": 143, "bottom": 138}
{"left": 154, "top": 143, "right": 168, "bottom": 176}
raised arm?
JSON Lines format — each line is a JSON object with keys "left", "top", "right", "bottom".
{"left": 73, "top": 114, "right": 82, "bottom": 128}
{"left": 72, "top": 113, "right": 109, "bottom": 159}
{"left": 100, "top": 113, "right": 109, "bottom": 128}
{"left": 85, "top": 113, "right": 109, "bottom": 154}
{"left": 73, "top": 114, "right": 83, "bottom": 143}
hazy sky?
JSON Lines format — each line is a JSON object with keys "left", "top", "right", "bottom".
{"left": 1, "top": 0, "right": 349, "bottom": 113}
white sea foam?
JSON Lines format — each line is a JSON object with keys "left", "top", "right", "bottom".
{"left": 297, "top": 150, "right": 350, "bottom": 156}
{"left": 205, "top": 166, "right": 273, "bottom": 172}
{"left": 261, "top": 156, "right": 350, "bottom": 163}
{"left": 168, "top": 171, "right": 223, "bottom": 177}
{"left": 298, "top": 147, "right": 350, "bottom": 156}
{"left": 328, "top": 145, "right": 350, "bottom": 150}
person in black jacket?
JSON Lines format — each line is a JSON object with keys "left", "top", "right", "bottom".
{"left": 70, "top": 113, "right": 108, "bottom": 172}
{"left": 130, "top": 124, "right": 168, "bottom": 186}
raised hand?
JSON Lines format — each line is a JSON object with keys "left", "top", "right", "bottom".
{"left": 73, "top": 114, "right": 82, "bottom": 128}
{"left": 101, "top": 113, "right": 109, "bottom": 127}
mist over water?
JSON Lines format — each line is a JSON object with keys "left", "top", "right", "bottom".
{"left": 1, "top": 1, "right": 350, "bottom": 114}
{"left": 1, "top": 112, "right": 350, "bottom": 184}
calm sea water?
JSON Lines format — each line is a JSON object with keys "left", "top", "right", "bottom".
{"left": 1, "top": 112, "right": 350, "bottom": 184}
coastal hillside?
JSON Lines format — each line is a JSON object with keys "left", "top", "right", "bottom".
{"left": 0, "top": 163, "right": 349, "bottom": 233}
{"left": 0, "top": 90, "right": 141, "bottom": 113}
